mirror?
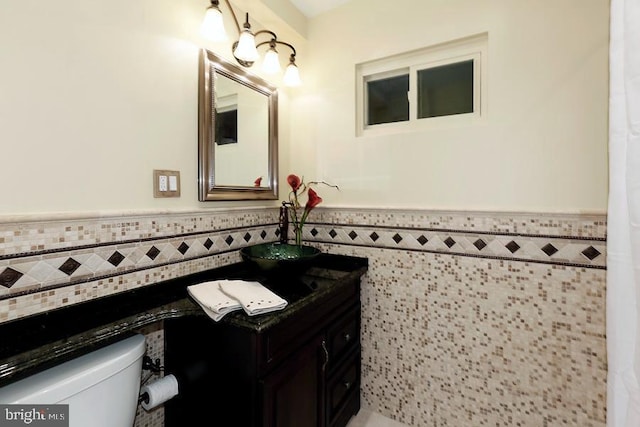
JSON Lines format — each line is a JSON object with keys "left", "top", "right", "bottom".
{"left": 198, "top": 49, "right": 278, "bottom": 201}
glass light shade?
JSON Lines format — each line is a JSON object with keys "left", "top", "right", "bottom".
{"left": 262, "top": 48, "right": 281, "bottom": 74}
{"left": 234, "top": 30, "right": 259, "bottom": 63}
{"left": 283, "top": 62, "right": 302, "bottom": 86}
{"left": 200, "top": 6, "right": 227, "bottom": 42}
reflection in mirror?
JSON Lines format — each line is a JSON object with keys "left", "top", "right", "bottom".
{"left": 198, "top": 49, "right": 278, "bottom": 201}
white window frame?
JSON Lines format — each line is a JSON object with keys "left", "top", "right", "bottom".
{"left": 356, "top": 33, "right": 488, "bottom": 137}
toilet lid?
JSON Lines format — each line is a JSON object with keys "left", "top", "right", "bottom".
{"left": 0, "top": 334, "right": 145, "bottom": 404}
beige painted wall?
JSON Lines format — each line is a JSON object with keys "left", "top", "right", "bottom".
{"left": 291, "top": 0, "right": 609, "bottom": 213}
{"left": 0, "top": 0, "right": 609, "bottom": 216}
{"left": 0, "top": 0, "right": 303, "bottom": 216}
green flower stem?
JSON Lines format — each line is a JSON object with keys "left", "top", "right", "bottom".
{"left": 295, "top": 209, "right": 311, "bottom": 246}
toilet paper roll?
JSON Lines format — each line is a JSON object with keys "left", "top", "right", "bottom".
{"left": 140, "top": 374, "right": 179, "bottom": 411}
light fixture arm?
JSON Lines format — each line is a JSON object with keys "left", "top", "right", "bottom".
{"left": 219, "top": 0, "right": 241, "bottom": 34}
{"left": 256, "top": 37, "right": 297, "bottom": 59}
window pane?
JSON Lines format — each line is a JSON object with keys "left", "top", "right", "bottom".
{"left": 215, "top": 109, "right": 238, "bottom": 145}
{"left": 366, "top": 74, "right": 409, "bottom": 125}
{"left": 417, "top": 60, "right": 474, "bottom": 119}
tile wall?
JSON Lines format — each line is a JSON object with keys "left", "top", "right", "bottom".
{"left": 0, "top": 208, "right": 607, "bottom": 427}
{"left": 311, "top": 209, "right": 606, "bottom": 426}
{"left": 134, "top": 322, "right": 165, "bottom": 427}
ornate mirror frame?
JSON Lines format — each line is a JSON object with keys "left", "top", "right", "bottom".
{"left": 198, "top": 49, "right": 278, "bottom": 201}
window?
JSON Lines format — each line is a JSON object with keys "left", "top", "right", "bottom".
{"left": 365, "top": 71, "right": 409, "bottom": 125}
{"left": 215, "top": 109, "right": 238, "bottom": 145}
{"left": 215, "top": 93, "right": 238, "bottom": 145}
{"left": 417, "top": 60, "right": 474, "bottom": 119}
{"left": 356, "top": 33, "right": 487, "bottom": 136}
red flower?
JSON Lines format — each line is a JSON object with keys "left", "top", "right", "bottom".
{"left": 287, "top": 174, "right": 302, "bottom": 192}
{"left": 283, "top": 173, "right": 337, "bottom": 245}
{"left": 304, "top": 188, "right": 323, "bottom": 212}
{"left": 254, "top": 176, "right": 262, "bottom": 187}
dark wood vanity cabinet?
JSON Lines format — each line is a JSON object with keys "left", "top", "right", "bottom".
{"left": 164, "top": 263, "right": 364, "bottom": 427}
{"left": 261, "top": 334, "right": 326, "bottom": 426}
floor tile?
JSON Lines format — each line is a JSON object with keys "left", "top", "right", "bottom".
{"left": 347, "top": 408, "right": 409, "bottom": 427}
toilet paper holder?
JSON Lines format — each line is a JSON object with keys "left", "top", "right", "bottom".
{"left": 139, "top": 356, "right": 168, "bottom": 406}
{"left": 142, "top": 355, "right": 163, "bottom": 373}
{"left": 138, "top": 374, "right": 179, "bottom": 411}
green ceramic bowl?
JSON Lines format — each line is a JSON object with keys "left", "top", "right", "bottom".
{"left": 240, "top": 242, "right": 321, "bottom": 273}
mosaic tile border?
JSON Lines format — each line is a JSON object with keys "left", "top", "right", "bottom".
{"left": 0, "top": 250, "right": 241, "bottom": 323}
{"left": 0, "top": 223, "right": 279, "bottom": 298}
{"left": 302, "top": 221, "right": 606, "bottom": 270}
{"left": 311, "top": 208, "right": 607, "bottom": 238}
{"left": 0, "top": 208, "right": 278, "bottom": 258}
{"left": 0, "top": 208, "right": 607, "bottom": 321}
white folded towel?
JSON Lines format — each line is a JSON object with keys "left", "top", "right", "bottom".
{"left": 219, "top": 280, "right": 288, "bottom": 316}
{"left": 187, "top": 280, "right": 242, "bottom": 321}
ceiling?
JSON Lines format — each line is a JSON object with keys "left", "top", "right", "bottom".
{"left": 289, "top": 0, "right": 352, "bottom": 17}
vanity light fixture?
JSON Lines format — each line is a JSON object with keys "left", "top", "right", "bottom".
{"left": 200, "top": 0, "right": 227, "bottom": 42}
{"left": 201, "top": 0, "right": 302, "bottom": 86}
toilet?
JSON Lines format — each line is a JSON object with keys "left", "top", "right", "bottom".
{"left": 0, "top": 334, "right": 146, "bottom": 427}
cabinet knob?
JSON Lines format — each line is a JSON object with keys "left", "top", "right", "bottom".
{"left": 343, "top": 333, "right": 351, "bottom": 342}
{"left": 343, "top": 381, "right": 351, "bottom": 389}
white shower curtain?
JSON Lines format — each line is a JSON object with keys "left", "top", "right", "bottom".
{"left": 608, "top": 0, "right": 640, "bottom": 426}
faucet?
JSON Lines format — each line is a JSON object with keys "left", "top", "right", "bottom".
{"left": 279, "top": 202, "right": 289, "bottom": 244}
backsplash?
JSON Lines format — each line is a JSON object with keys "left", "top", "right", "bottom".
{"left": 0, "top": 208, "right": 606, "bottom": 427}
{"left": 0, "top": 208, "right": 279, "bottom": 322}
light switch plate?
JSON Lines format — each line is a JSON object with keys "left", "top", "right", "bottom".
{"left": 168, "top": 175, "right": 178, "bottom": 192}
{"left": 153, "top": 170, "right": 181, "bottom": 198}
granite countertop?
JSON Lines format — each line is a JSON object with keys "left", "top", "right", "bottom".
{"left": 0, "top": 253, "right": 367, "bottom": 386}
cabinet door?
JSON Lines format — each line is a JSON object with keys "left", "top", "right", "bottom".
{"left": 261, "top": 335, "right": 327, "bottom": 427}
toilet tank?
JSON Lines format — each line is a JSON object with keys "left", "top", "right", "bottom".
{"left": 0, "top": 334, "right": 146, "bottom": 427}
